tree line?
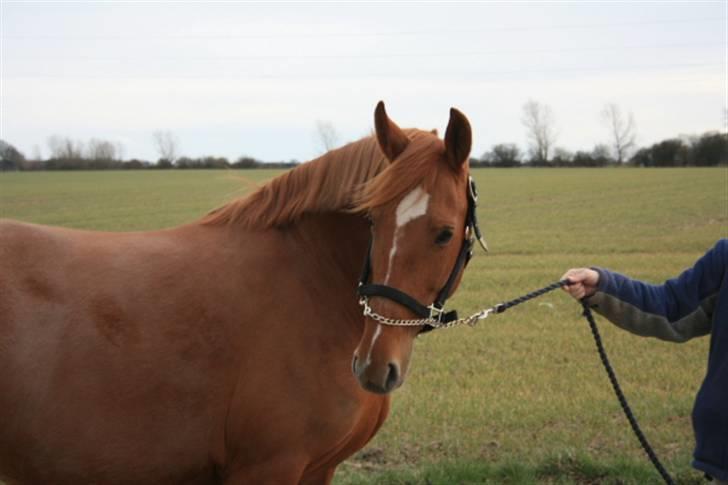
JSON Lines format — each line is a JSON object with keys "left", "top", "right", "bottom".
{"left": 474, "top": 130, "right": 726, "bottom": 168}
{"left": 0, "top": 131, "right": 298, "bottom": 171}
{"left": 1, "top": 106, "right": 725, "bottom": 171}
{"left": 474, "top": 100, "right": 726, "bottom": 167}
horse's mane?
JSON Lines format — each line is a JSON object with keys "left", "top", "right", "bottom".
{"left": 200, "top": 129, "right": 446, "bottom": 229}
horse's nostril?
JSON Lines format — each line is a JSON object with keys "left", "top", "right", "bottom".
{"left": 385, "top": 363, "right": 400, "bottom": 391}
{"left": 352, "top": 355, "right": 359, "bottom": 375}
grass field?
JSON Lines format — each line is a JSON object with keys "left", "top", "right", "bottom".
{"left": 1, "top": 167, "right": 726, "bottom": 484}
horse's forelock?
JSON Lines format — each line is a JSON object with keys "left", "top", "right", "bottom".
{"left": 352, "top": 130, "right": 447, "bottom": 213}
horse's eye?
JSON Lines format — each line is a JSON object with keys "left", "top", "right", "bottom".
{"left": 435, "top": 228, "right": 454, "bottom": 246}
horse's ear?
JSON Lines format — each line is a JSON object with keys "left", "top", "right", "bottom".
{"left": 374, "top": 101, "right": 410, "bottom": 162}
{"left": 444, "top": 108, "right": 472, "bottom": 169}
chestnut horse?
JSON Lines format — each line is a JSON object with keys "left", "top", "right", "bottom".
{"left": 0, "top": 102, "right": 475, "bottom": 484}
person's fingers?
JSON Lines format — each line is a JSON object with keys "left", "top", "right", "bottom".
{"left": 562, "top": 283, "right": 582, "bottom": 298}
{"left": 579, "top": 269, "right": 599, "bottom": 291}
{"left": 561, "top": 269, "right": 587, "bottom": 298}
{"left": 562, "top": 268, "right": 600, "bottom": 300}
{"left": 562, "top": 274, "right": 577, "bottom": 285}
{"left": 562, "top": 268, "right": 583, "bottom": 282}
{"left": 561, "top": 269, "right": 589, "bottom": 289}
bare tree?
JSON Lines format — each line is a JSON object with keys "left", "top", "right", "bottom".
{"left": 47, "top": 135, "right": 83, "bottom": 160}
{"left": 31, "top": 144, "right": 42, "bottom": 162}
{"left": 152, "top": 131, "right": 179, "bottom": 163}
{"left": 115, "top": 142, "right": 125, "bottom": 161}
{"left": 314, "top": 120, "right": 340, "bottom": 154}
{"left": 521, "top": 99, "right": 557, "bottom": 163}
{"left": 86, "top": 138, "right": 118, "bottom": 161}
{"left": 601, "top": 103, "right": 637, "bottom": 164}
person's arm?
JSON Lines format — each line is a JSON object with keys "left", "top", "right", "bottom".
{"left": 562, "top": 239, "right": 726, "bottom": 342}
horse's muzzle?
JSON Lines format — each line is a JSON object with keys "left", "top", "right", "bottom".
{"left": 352, "top": 355, "right": 401, "bottom": 394}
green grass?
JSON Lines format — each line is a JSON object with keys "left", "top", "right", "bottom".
{"left": 1, "top": 167, "right": 726, "bottom": 484}
{"left": 0, "top": 170, "right": 278, "bottom": 231}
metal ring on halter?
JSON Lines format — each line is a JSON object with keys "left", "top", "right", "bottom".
{"left": 427, "top": 304, "right": 445, "bottom": 322}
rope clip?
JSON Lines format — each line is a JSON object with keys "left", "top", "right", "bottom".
{"left": 470, "top": 307, "right": 494, "bottom": 325}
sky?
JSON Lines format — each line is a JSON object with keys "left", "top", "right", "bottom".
{"left": 1, "top": 1, "right": 726, "bottom": 163}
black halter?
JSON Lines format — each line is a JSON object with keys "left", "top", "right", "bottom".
{"left": 357, "top": 176, "right": 486, "bottom": 332}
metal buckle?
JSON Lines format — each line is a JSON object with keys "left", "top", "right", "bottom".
{"left": 427, "top": 304, "right": 445, "bottom": 323}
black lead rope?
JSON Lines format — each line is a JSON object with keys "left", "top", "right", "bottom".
{"left": 495, "top": 279, "right": 675, "bottom": 485}
{"left": 580, "top": 301, "right": 676, "bottom": 485}
{"left": 491, "top": 279, "right": 569, "bottom": 314}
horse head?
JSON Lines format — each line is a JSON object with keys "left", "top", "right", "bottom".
{"left": 352, "top": 101, "right": 476, "bottom": 394}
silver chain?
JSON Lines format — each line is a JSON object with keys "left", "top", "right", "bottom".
{"left": 358, "top": 296, "right": 495, "bottom": 330}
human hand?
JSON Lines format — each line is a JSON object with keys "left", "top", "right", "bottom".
{"left": 561, "top": 268, "right": 600, "bottom": 300}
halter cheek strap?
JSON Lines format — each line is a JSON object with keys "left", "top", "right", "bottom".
{"left": 357, "top": 176, "right": 485, "bottom": 332}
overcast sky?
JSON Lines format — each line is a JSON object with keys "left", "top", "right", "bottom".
{"left": 1, "top": 1, "right": 725, "bottom": 163}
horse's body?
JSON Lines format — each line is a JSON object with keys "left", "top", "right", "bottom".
{"left": 0, "top": 210, "right": 382, "bottom": 484}
{"left": 0, "top": 103, "right": 474, "bottom": 484}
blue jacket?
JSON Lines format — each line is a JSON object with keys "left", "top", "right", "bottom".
{"left": 588, "top": 239, "right": 728, "bottom": 481}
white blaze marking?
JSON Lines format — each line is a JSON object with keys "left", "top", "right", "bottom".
{"left": 368, "top": 186, "right": 430, "bottom": 362}
{"left": 396, "top": 186, "right": 430, "bottom": 227}
{"left": 384, "top": 186, "right": 430, "bottom": 284}
{"left": 365, "top": 323, "right": 383, "bottom": 365}
{"left": 384, "top": 237, "right": 398, "bottom": 284}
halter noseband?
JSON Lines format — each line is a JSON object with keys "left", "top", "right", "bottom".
{"left": 357, "top": 176, "right": 487, "bottom": 332}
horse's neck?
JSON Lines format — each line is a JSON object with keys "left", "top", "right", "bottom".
{"left": 272, "top": 213, "right": 370, "bottom": 341}
{"left": 285, "top": 212, "right": 370, "bottom": 308}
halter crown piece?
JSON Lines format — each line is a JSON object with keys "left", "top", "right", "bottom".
{"left": 357, "top": 176, "right": 488, "bottom": 333}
